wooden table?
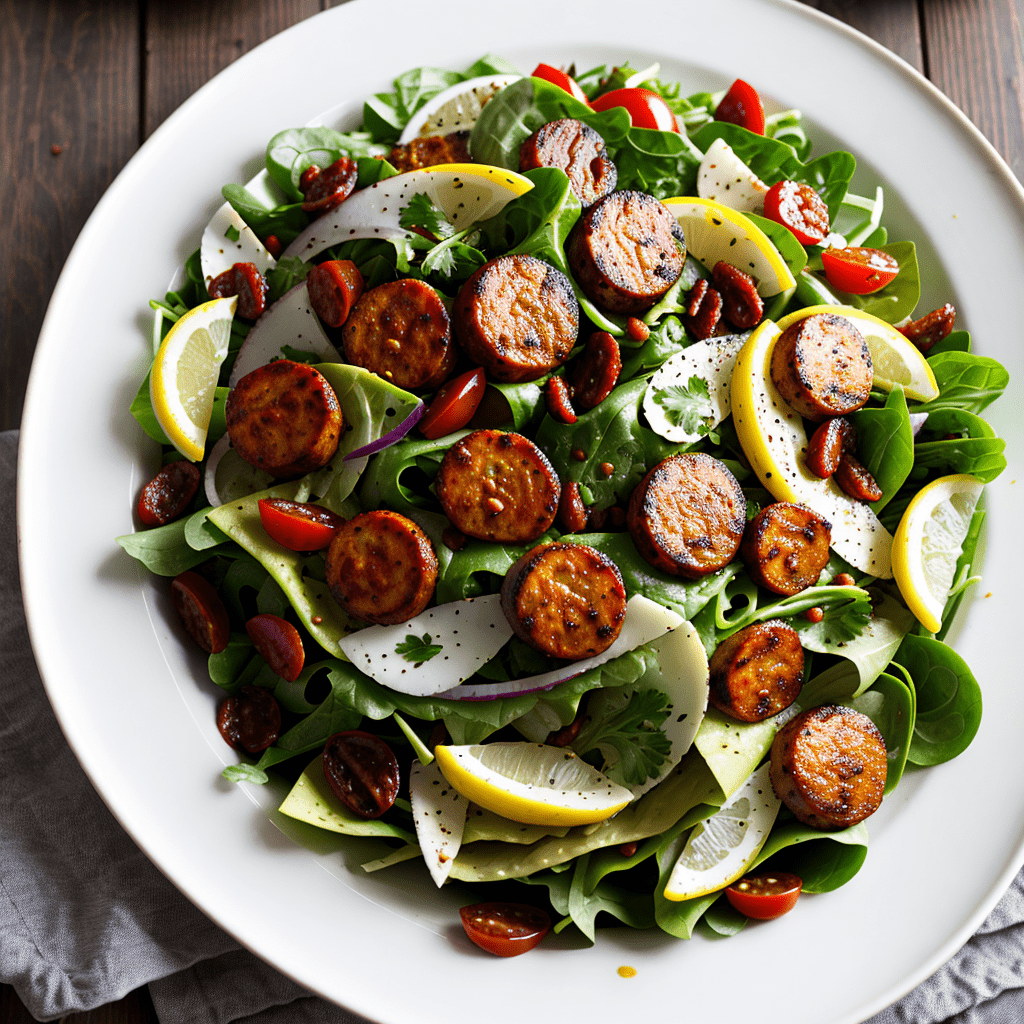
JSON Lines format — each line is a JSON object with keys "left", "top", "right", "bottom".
{"left": 1, "top": 1, "right": 1021, "bottom": 1020}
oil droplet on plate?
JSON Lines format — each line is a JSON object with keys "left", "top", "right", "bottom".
{"left": 617, "top": 965, "right": 637, "bottom": 979}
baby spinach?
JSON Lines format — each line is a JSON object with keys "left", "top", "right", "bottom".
{"left": 921, "top": 351, "right": 1010, "bottom": 414}
{"left": 913, "top": 407, "right": 1007, "bottom": 482}
{"left": 848, "top": 385, "right": 915, "bottom": 510}
{"left": 895, "top": 633, "right": 982, "bottom": 766}
{"left": 221, "top": 183, "right": 307, "bottom": 247}
{"left": 264, "top": 127, "right": 390, "bottom": 201}
{"left": 852, "top": 671, "right": 915, "bottom": 793}
{"left": 837, "top": 240, "right": 920, "bottom": 324}
{"left": 746, "top": 212, "right": 808, "bottom": 276}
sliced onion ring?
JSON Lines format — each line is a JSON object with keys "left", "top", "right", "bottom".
{"left": 343, "top": 402, "right": 425, "bottom": 461}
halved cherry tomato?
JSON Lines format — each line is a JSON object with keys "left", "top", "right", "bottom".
{"left": 171, "top": 571, "right": 230, "bottom": 654}
{"left": 418, "top": 367, "right": 487, "bottom": 440}
{"left": 821, "top": 246, "right": 899, "bottom": 294}
{"left": 257, "top": 498, "right": 346, "bottom": 551}
{"left": 323, "top": 730, "right": 400, "bottom": 819}
{"left": 531, "top": 63, "right": 590, "bottom": 105}
{"left": 715, "top": 79, "right": 765, "bottom": 135}
{"left": 138, "top": 460, "right": 200, "bottom": 527}
{"left": 764, "top": 180, "right": 830, "bottom": 245}
{"left": 725, "top": 872, "right": 802, "bottom": 920}
{"left": 459, "top": 902, "right": 551, "bottom": 957}
{"left": 246, "top": 613, "right": 304, "bottom": 682}
{"left": 590, "top": 88, "right": 677, "bottom": 132}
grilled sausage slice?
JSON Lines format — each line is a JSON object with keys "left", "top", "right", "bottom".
{"left": 770, "top": 705, "right": 887, "bottom": 829}
{"left": 387, "top": 131, "right": 472, "bottom": 173}
{"left": 325, "top": 510, "right": 438, "bottom": 625}
{"left": 627, "top": 452, "right": 746, "bottom": 579}
{"left": 453, "top": 254, "right": 579, "bottom": 383}
{"left": 709, "top": 620, "right": 804, "bottom": 723}
{"left": 226, "top": 360, "right": 343, "bottom": 478}
{"left": 342, "top": 279, "right": 454, "bottom": 392}
{"left": 741, "top": 502, "right": 832, "bottom": 595}
{"left": 500, "top": 542, "right": 627, "bottom": 660}
{"left": 770, "top": 313, "right": 873, "bottom": 422}
{"left": 567, "top": 190, "right": 685, "bottom": 314}
{"left": 519, "top": 118, "right": 617, "bottom": 207}
{"left": 435, "top": 429, "right": 560, "bottom": 544}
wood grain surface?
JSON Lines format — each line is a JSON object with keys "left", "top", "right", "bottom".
{"left": 1, "top": 0, "right": 1020, "bottom": 1020}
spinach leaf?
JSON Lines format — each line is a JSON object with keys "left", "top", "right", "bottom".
{"left": 487, "top": 379, "right": 547, "bottom": 432}
{"left": 264, "top": 127, "right": 389, "bottom": 201}
{"left": 848, "top": 385, "right": 915, "bottom": 510}
{"left": 221, "top": 183, "right": 308, "bottom": 247}
{"left": 894, "top": 633, "right": 982, "bottom": 766}
{"left": 619, "top": 315, "right": 690, "bottom": 378}
{"left": 913, "top": 407, "right": 1006, "bottom": 482}
{"left": 746, "top": 212, "right": 808, "bottom": 276}
{"left": 753, "top": 820, "right": 869, "bottom": 893}
{"left": 851, "top": 671, "right": 915, "bottom": 793}
{"left": 928, "top": 328, "right": 971, "bottom": 356}
{"left": 937, "top": 501, "right": 986, "bottom": 642}
{"left": 921, "top": 351, "right": 1010, "bottom": 414}
{"left": 116, "top": 518, "right": 220, "bottom": 576}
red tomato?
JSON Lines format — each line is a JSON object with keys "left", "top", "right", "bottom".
{"left": 531, "top": 63, "right": 590, "bottom": 105}
{"left": 725, "top": 872, "right": 803, "bottom": 920}
{"left": 763, "top": 180, "right": 830, "bottom": 246}
{"left": 246, "top": 613, "right": 304, "bottom": 682}
{"left": 591, "top": 88, "right": 678, "bottom": 132}
{"left": 459, "top": 902, "right": 551, "bottom": 957}
{"left": 418, "top": 367, "right": 487, "bottom": 440}
{"left": 821, "top": 246, "right": 900, "bottom": 294}
{"left": 715, "top": 79, "right": 766, "bottom": 135}
{"left": 257, "top": 498, "right": 346, "bottom": 551}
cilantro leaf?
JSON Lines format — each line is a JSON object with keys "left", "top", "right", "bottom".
{"left": 224, "top": 224, "right": 240, "bottom": 242}
{"left": 395, "top": 632, "right": 443, "bottom": 667}
{"left": 651, "top": 375, "right": 715, "bottom": 435}
{"left": 572, "top": 688, "right": 672, "bottom": 787}
{"left": 399, "top": 193, "right": 456, "bottom": 239}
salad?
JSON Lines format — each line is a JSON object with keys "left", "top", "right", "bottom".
{"left": 118, "top": 54, "right": 1008, "bottom": 951}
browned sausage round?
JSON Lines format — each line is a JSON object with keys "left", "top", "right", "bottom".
{"left": 453, "top": 254, "right": 579, "bottom": 383}
{"left": 325, "top": 510, "right": 438, "bottom": 625}
{"left": 627, "top": 452, "right": 746, "bottom": 579}
{"left": 306, "top": 259, "right": 364, "bottom": 329}
{"left": 741, "top": 502, "right": 832, "bottom": 595}
{"left": 708, "top": 620, "right": 804, "bottom": 723}
{"left": 301, "top": 156, "right": 358, "bottom": 215}
{"left": 208, "top": 262, "right": 269, "bottom": 320}
{"left": 387, "top": 131, "right": 471, "bottom": 174}
{"left": 500, "top": 542, "right": 627, "bottom": 660}
{"left": 435, "top": 429, "right": 560, "bottom": 544}
{"left": 769, "top": 704, "right": 887, "bottom": 829}
{"left": 834, "top": 452, "right": 883, "bottom": 502}
{"left": 711, "top": 261, "right": 763, "bottom": 330}
{"left": 137, "top": 460, "right": 201, "bottom": 527}
{"left": 226, "top": 360, "right": 343, "bottom": 478}
{"left": 342, "top": 278, "right": 454, "bottom": 392}
{"left": 519, "top": 118, "right": 617, "bottom": 207}
{"left": 571, "top": 331, "right": 621, "bottom": 411}
{"left": 567, "top": 190, "right": 685, "bottom": 315}
{"left": 770, "top": 313, "right": 873, "bottom": 422}
{"left": 805, "top": 416, "right": 855, "bottom": 479}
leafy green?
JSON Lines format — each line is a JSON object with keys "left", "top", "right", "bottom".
{"left": 649, "top": 376, "right": 714, "bottom": 435}
{"left": 835, "top": 241, "right": 920, "bottom": 324}
{"left": 222, "top": 183, "right": 307, "bottom": 248}
{"left": 852, "top": 671, "right": 915, "bottom": 793}
{"left": 920, "top": 351, "right": 1010, "bottom": 415}
{"left": 117, "top": 518, "right": 222, "bottom": 576}
{"left": 264, "top": 126, "right": 389, "bottom": 201}
{"left": 395, "top": 633, "right": 443, "bottom": 667}
{"left": 912, "top": 406, "right": 1006, "bottom": 482}
{"left": 847, "top": 386, "right": 915, "bottom": 510}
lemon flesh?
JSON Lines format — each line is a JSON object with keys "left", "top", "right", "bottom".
{"left": 778, "top": 304, "right": 938, "bottom": 402}
{"left": 892, "top": 474, "right": 983, "bottom": 633}
{"left": 663, "top": 196, "right": 795, "bottom": 297}
{"left": 731, "top": 319, "right": 894, "bottom": 578}
{"left": 434, "top": 742, "right": 633, "bottom": 827}
{"left": 663, "top": 762, "right": 780, "bottom": 901}
{"left": 150, "top": 295, "right": 236, "bottom": 461}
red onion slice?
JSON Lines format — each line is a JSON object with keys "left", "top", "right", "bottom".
{"left": 343, "top": 402, "right": 425, "bottom": 461}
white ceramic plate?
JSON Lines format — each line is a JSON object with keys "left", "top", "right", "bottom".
{"left": 18, "top": 2, "right": 1024, "bottom": 1022}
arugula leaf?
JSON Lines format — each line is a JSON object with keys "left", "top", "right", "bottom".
{"left": 573, "top": 688, "right": 673, "bottom": 786}
{"left": 395, "top": 633, "right": 443, "bottom": 666}
{"left": 650, "top": 376, "right": 715, "bottom": 435}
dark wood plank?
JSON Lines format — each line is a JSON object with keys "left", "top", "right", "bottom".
{"left": 923, "top": 0, "right": 1024, "bottom": 180}
{"left": 143, "top": 0, "right": 322, "bottom": 138}
{"left": 795, "top": 0, "right": 925, "bottom": 72}
{"left": 0, "top": 0, "right": 140, "bottom": 430}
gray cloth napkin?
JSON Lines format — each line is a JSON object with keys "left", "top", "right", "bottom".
{"left": 0, "top": 425, "right": 1021, "bottom": 1023}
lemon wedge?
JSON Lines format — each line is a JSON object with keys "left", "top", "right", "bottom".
{"left": 892, "top": 473, "right": 984, "bottom": 633}
{"left": 731, "top": 318, "right": 894, "bottom": 578}
{"left": 663, "top": 763, "right": 780, "bottom": 901}
{"left": 778, "top": 304, "right": 939, "bottom": 402}
{"left": 433, "top": 742, "right": 632, "bottom": 827}
{"left": 282, "top": 164, "right": 533, "bottom": 263}
{"left": 662, "top": 196, "right": 795, "bottom": 297}
{"left": 150, "top": 295, "right": 236, "bottom": 461}
{"left": 397, "top": 74, "right": 521, "bottom": 143}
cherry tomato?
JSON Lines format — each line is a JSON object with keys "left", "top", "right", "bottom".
{"left": 418, "top": 367, "right": 487, "bottom": 439}
{"left": 323, "top": 730, "right": 400, "bottom": 819}
{"left": 764, "top": 180, "right": 830, "bottom": 245}
{"left": 246, "top": 613, "right": 305, "bottom": 682}
{"left": 531, "top": 63, "right": 590, "bottom": 105}
{"left": 257, "top": 498, "right": 346, "bottom": 551}
{"left": 821, "top": 246, "right": 900, "bottom": 294}
{"left": 714, "top": 78, "right": 766, "bottom": 134}
{"left": 459, "top": 902, "right": 551, "bottom": 957}
{"left": 138, "top": 460, "right": 200, "bottom": 527}
{"left": 725, "top": 872, "right": 803, "bottom": 920}
{"left": 217, "top": 684, "right": 282, "bottom": 754}
{"left": 171, "top": 571, "right": 230, "bottom": 654}
{"left": 591, "top": 88, "right": 677, "bottom": 132}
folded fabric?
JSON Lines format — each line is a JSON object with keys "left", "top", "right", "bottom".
{"left": 1, "top": 424, "right": 1021, "bottom": 1024}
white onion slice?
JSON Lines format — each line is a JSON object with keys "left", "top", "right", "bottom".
{"left": 436, "top": 595, "right": 682, "bottom": 702}
{"left": 204, "top": 433, "right": 273, "bottom": 508}
{"left": 410, "top": 761, "right": 468, "bottom": 888}
{"left": 228, "top": 281, "right": 341, "bottom": 387}
{"left": 201, "top": 201, "right": 276, "bottom": 286}
{"left": 909, "top": 412, "right": 929, "bottom": 436}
